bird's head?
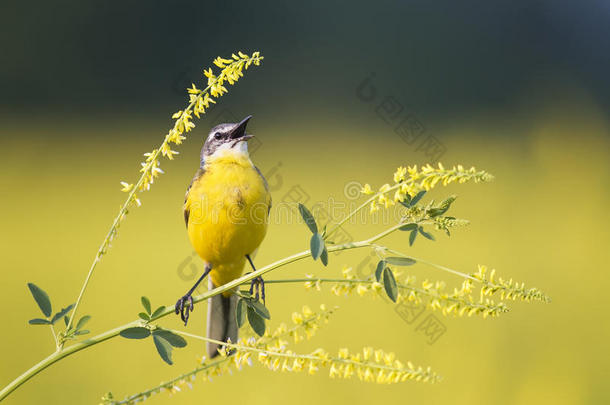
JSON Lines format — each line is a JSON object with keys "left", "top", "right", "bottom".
{"left": 201, "top": 115, "right": 254, "bottom": 161}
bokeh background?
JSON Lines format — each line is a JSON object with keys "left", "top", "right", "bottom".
{"left": 1, "top": 1, "right": 609, "bottom": 404}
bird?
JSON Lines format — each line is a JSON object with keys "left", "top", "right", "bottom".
{"left": 177, "top": 115, "right": 271, "bottom": 357}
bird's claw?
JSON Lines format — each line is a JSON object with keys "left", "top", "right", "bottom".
{"left": 175, "top": 294, "right": 194, "bottom": 326}
{"left": 248, "top": 276, "right": 266, "bottom": 304}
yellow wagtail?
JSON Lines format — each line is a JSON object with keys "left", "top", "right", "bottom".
{"left": 177, "top": 115, "right": 271, "bottom": 357}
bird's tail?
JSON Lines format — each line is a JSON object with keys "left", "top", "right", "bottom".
{"left": 206, "top": 278, "right": 238, "bottom": 358}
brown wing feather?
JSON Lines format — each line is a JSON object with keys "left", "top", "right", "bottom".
{"left": 184, "top": 167, "right": 206, "bottom": 227}
{"left": 253, "top": 165, "right": 272, "bottom": 213}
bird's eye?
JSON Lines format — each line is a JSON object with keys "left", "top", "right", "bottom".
{"left": 214, "top": 132, "right": 222, "bottom": 140}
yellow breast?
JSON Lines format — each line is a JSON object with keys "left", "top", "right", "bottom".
{"left": 185, "top": 150, "right": 270, "bottom": 287}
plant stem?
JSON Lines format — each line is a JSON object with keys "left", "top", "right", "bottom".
{"left": 325, "top": 183, "right": 403, "bottom": 240}
{"left": 376, "top": 245, "right": 477, "bottom": 281}
{"left": 49, "top": 325, "right": 59, "bottom": 351}
{"left": 1, "top": 224, "right": 401, "bottom": 402}
{"left": 0, "top": 320, "right": 140, "bottom": 401}
{"left": 63, "top": 92, "right": 209, "bottom": 338}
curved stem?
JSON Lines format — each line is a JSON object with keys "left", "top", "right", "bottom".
{"left": 1, "top": 222, "right": 407, "bottom": 401}
{"left": 64, "top": 89, "right": 210, "bottom": 337}
{"left": 48, "top": 325, "right": 59, "bottom": 351}
{"left": 325, "top": 183, "right": 403, "bottom": 240}
{"left": 0, "top": 320, "right": 140, "bottom": 401}
{"left": 0, "top": 229, "right": 388, "bottom": 401}
{"left": 376, "top": 245, "right": 477, "bottom": 281}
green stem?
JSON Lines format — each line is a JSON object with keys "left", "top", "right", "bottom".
{"left": 1, "top": 224, "right": 399, "bottom": 402}
{"left": 111, "top": 310, "right": 332, "bottom": 404}
{"left": 113, "top": 358, "right": 230, "bottom": 405}
{"left": 376, "top": 245, "right": 477, "bottom": 281}
{"left": 325, "top": 183, "right": 403, "bottom": 240}
{"left": 64, "top": 88, "right": 210, "bottom": 337}
{"left": 49, "top": 325, "right": 59, "bottom": 351}
{"left": 0, "top": 320, "right": 140, "bottom": 401}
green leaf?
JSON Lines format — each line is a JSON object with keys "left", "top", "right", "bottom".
{"left": 398, "top": 223, "right": 417, "bottom": 231}
{"left": 375, "top": 260, "right": 386, "bottom": 282}
{"left": 439, "top": 195, "right": 456, "bottom": 210}
{"left": 141, "top": 296, "right": 151, "bottom": 315}
{"left": 247, "top": 306, "right": 266, "bottom": 337}
{"left": 150, "top": 306, "right": 165, "bottom": 319}
{"left": 320, "top": 247, "right": 328, "bottom": 266}
{"left": 120, "top": 327, "right": 151, "bottom": 339}
{"left": 27, "top": 283, "right": 52, "bottom": 317}
{"left": 385, "top": 257, "right": 416, "bottom": 266}
{"left": 399, "top": 193, "right": 412, "bottom": 207}
{"left": 28, "top": 318, "right": 51, "bottom": 325}
{"left": 235, "top": 299, "right": 247, "bottom": 328}
{"left": 50, "top": 304, "right": 74, "bottom": 325}
{"left": 310, "top": 233, "right": 325, "bottom": 260}
{"left": 298, "top": 203, "right": 318, "bottom": 234}
{"left": 76, "top": 315, "right": 91, "bottom": 331}
{"left": 383, "top": 268, "right": 398, "bottom": 302}
{"left": 426, "top": 208, "right": 444, "bottom": 217}
{"left": 409, "top": 191, "right": 426, "bottom": 207}
{"left": 152, "top": 334, "right": 174, "bottom": 365}
{"left": 427, "top": 195, "right": 456, "bottom": 217}
{"left": 152, "top": 330, "right": 187, "bottom": 348}
{"left": 74, "top": 330, "right": 90, "bottom": 336}
{"left": 409, "top": 229, "right": 417, "bottom": 246}
{"left": 247, "top": 299, "right": 271, "bottom": 320}
{"left": 64, "top": 316, "right": 69, "bottom": 327}
{"left": 418, "top": 226, "right": 435, "bottom": 241}
{"left": 138, "top": 312, "right": 151, "bottom": 321}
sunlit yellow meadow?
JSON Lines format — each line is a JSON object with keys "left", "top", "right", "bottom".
{"left": 1, "top": 89, "right": 608, "bottom": 404}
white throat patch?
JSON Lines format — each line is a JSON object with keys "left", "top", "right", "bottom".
{"left": 208, "top": 140, "right": 250, "bottom": 161}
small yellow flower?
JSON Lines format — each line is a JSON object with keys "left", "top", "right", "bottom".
{"left": 393, "top": 166, "right": 407, "bottom": 183}
{"left": 120, "top": 182, "right": 133, "bottom": 193}
{"left": 369, "top": 201, "right": 379, "bottom": 213}
{"left": 292, "top": 312, "right": 303, "bottom": 325}
{"left": 356, "top": 284, "right": 368, "bottom": 296}
{"left": 361, "top": 183, "right": 373, "bottom": 195}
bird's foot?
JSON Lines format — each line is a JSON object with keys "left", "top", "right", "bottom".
{"left": 175, "top": 294, "right": 194, "bottom": 326}
{"left": 249, "top": 276, "right": 266, "bottom": 304}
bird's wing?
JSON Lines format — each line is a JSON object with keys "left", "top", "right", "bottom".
{"left": 254, "top": 165, "right": 272, "bottom": 212}
{"left": 184, "top": 166, "right": 206, "bottom": 227}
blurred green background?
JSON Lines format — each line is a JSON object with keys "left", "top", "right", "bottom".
{"left": 1, "top": 1, "right": 609, "bottom": 404}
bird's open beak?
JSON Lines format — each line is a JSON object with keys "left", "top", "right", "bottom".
{"left": 229, "top": 115, "right": 253, "bottom": 141}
